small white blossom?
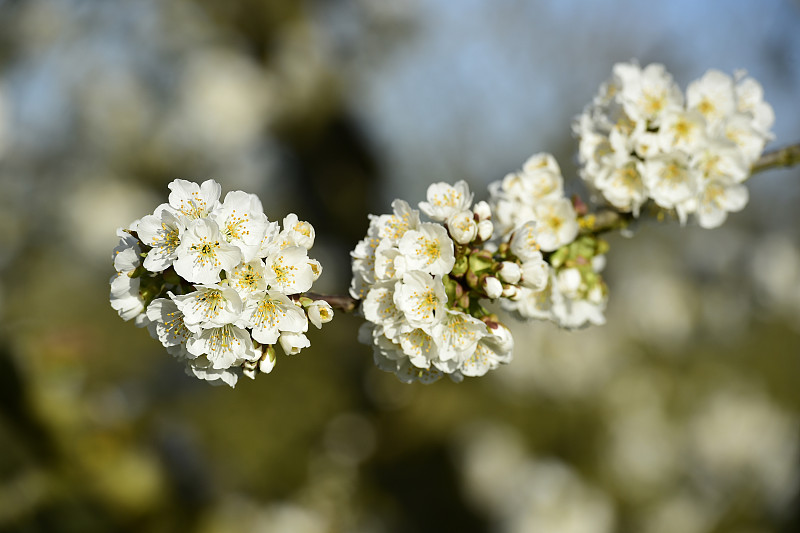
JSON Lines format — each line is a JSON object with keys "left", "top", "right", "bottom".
{"left": 167, "top": 179, "right": 221, "bottom": 222}
{"left": 137, "top": 205, "right": 184, "bottom": 272}
{"left": 419, "top": 181, "right": 474, "bottom": 222}
{"left": 211, "top": 190, "right": 270, "bottom": 262}
{"left": 279, "top": 331, "right": 311, "bottom": 355}
{"left": 397, "top": 223, "right": 456, "bottom": 276}
{"left": 173, "top": 218, "right": 242, "bottom": 284}
{"left": 306, "top": 300, "right": 334, "bottom": 329}
{"left": 264, "top": 245, "right": 315, "bottom": 294}
{"left": 447, "top": 209, "right": 478, "bottom": 244}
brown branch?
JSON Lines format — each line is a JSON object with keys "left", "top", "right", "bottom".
{"left": 304, "top": 292, "right": 359, "bottom": 313}
{"left": 750, "top": 143, "right": 800, "bottom": 175}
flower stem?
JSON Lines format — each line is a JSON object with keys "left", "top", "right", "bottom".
{"left": 750, "top": 143, "right": 800, "bottom": 175}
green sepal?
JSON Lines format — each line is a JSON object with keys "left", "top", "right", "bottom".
{"left": 451, "top": 255, "right": 469, "bottom": 277}
{"left": 468, "top": 251, "right": 494, "bottom": 275}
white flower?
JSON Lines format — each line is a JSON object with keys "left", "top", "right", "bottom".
{"left": 686, "top": 69, "right": 736, "bottom": 128}
{"left": 418, "top": 181, "right": 474, "bottom": 221}
{"left": 145, "top": 297, "right": 192, "bottom": 358}
{"left": 185, "top": 356, "right": 240, "bottom": 387}
{"left": 642, "top": 152, "right": 699, "bottom": 213}
{"left": 691, "top": 140, "right": 748, "bottom": 183}
{"left": 173, "top": 218, "right": 242, "bottom": 284}
{"left": 110, "top": 273, "right": 144, "bottom": 322}
{"left": 137, "top": 205, "right": 184, "bottom": 272}
{"left": 483, "top": 276, "right": 503, "bottom": 299}
{"left": 186, "top": 323, "right": 258, "bottom": 369}
{"left": 110, "top": 229, "right": 146, "bottom": 322}
{"left": 595, "top": 155, "right": 648, "bottom": 216}
{"left": 510, "top": 221, "right": 541, "bottom": 261}
{"left": 376, "top": 199, "right": 421, "bottom": 243}
{"left": 476, "top": 219, "right": 494, "bottom": 242}
{"left": 306, "top": 300, "right": 334, "bottom": 329}
{"left": 718, "top": 112, "right": 768, "bottom": 164}
{"left": 447, "top": 209, "right": 478, "bottom": 244}
{"left": 520, "top": 254, "right": 549, "bottom": 291}
{"left": 695, "top": 179, "right": 749, "bottom": 229}
{"left": 264, "top": 245, "right": 315, "bottom": 294}
{"left": 210, "top": 190, "right": 270, "bottom": 262}
{"left": 362, "top": 283, "right": 408, "bottom": 340}
{"left": 394, "top": 271, "right": 447, "bottom": 329}
{"left": 396, "top": 328, "right": 440, "bottom": 370}
{"left": 242, "top": 290, "right": 308, "bottom": 345}
{"left": 531, "top": 199, "right": 579, "bottom": 252}
{"left": 497, "top": 261, "right": 522, "bottom": 284}
{"left": 734, "top": 74, "right": 775, "bottom": 137}
{"left": 279, "top": 331, "right": 311, "bottom": 355}
{"left": 226, "top": 259, "right": 268, "bottom": 298}
{"left": 167, "top": 179, "right": 221, "bottom": 221}
{"left": 397, "top": 223, "right": 456, "bottom": 276}
{"left": 459, "top": 322, "right": 514, "bottom": 377}
{"left": 273, "top": 213, "right": 315, "bottom": 251}
{"left": 430, "top": 309, "right": 487, "bottom": 363}
{"left": 616, "top": 62, "right": 683, "bottom": 125}
{"left": 172, "top": 284, "right": 243, "bottom": 332}
{"left": 473, "top": 200, "right": 492, "bottom": 221}
{"left": 658, "top": 109, "right": 707, "bottom": 152}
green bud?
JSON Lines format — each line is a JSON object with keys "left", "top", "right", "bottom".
{"left": 458, "top": 293, "right": 470, "bottom": 310}
{"left": 465, "top": 269, "right": 480, "bottom": 290}
{"left": 452, "top": 255, "right": 469, "bottom": 277}
{"left": 468, "top": 251, "right": 495, "bottom": 275}
{"left": 298, "top": 297, "right": 314, "bottom": 307}
{"left": 550, "top": 247, "right": 569, "bottom": 268}
{"left": 443, "top": 275, "right": 459, "bottom": 304}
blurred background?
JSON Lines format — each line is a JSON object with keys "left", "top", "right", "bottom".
{"left": 1, "top": 0, "right": 800, "bottom": 532}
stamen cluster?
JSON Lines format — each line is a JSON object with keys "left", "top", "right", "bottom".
{"left": 574, "top": 62, "right": 774, "bottom": 228}
{"left": 109, "top": 179, "right": 332, "bottom": 387}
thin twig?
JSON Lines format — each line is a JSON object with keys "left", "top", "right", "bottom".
{"left": 304, "top": 292, "right": 359, "bottom": 313}
{"left": 750, "top": 143, "right": 800, "bottom": 175}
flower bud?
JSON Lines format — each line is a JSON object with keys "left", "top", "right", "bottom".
{"left": 447, "top": 209, "right": 478, "bottom": 244}
{"left": 482, "top": 276, "right": 503, "bottom": 299}
{"left": 485, "top": 322, "right": 514, "bottom": 353}
{"left": 308, "top": 259, "right": 322, "bottom": 281}
{"left": 502, "top": 284, "right": 520, "bottom": 299}
{"left": 279, "top": 332, "right": 310, "bottom": 355}
{"left": 520, "top": 259, "right": 548, "bottom": 291}
{"left": 307, "top": 300, "right": 334, "bottom": 329}
{"left": 477, "top": 220, "right": 494, "bottom": 241}
{"left": 497, "top": 261, "right": 521, "bottom": 284}
{"left": 473, "top": 200, "right": 492, "bottom": 221}
{"left": 556, "top": 268, "right": 582, "bottom": 296}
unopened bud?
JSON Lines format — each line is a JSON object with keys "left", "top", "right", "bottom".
{"left": 477, "top": 220, "right": 494, "bottom": 241}
{"left": 483, "top": 276, "right": 503, "bottom": 299}
{"left": 473, "top": 200, "right": 492, "bottom": 221}
{"left": 502, "top": 284, "right": 520, "bottom": 299}
{"left": 497, "top": 261, "right": 521, "bottom": 284}
{"left": 447, "top": 209, "right": 478, "bottom": 244}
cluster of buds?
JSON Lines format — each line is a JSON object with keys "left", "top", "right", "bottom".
{"left": 574, "top": 62, "right": 774, "bottom": 228}
{"left": 109, "top": 179, "right": 332, "bottom": 387}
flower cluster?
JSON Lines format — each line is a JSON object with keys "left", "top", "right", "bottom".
{"left": 109, "top": 179, "right": 332, "bottom": 387}
{"left": 574, "top": 62, "right": 774, "bottom": 228}
{"left": 351, "top": 182, "right": 523, "bottom": 383}
{"left": 488, "top": 153, "right": 608, "bottom": 329}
